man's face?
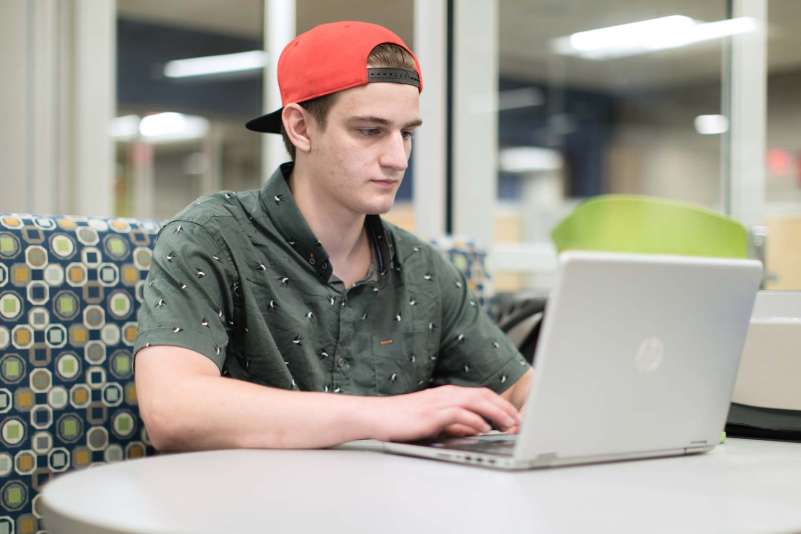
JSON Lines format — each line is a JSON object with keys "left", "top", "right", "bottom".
{"left": 304, "top": 82, "right": 422, "bottom": 216}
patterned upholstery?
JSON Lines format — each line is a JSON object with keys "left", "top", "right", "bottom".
{"left": 0, "top": 214, "right": 159, "bottom": 534}
{"left": 430, "top": 235, "right": 495, "bottom": 310}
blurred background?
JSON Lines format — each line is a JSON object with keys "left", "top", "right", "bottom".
{"left": 3, "top": 0, "right": 799, "bottom": 294}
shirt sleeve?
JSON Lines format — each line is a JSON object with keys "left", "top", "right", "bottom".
{"left": 133, "top": 220, "right": 237, "bottom": 370}
{"left": 431, "top": 250, "right": 531, "bottom": 394}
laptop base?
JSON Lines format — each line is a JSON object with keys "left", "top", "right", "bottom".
{"left": 383, "top": 438, "right": 712, "bottom": 471}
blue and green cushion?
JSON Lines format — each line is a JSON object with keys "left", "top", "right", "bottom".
{"left": 0, "top": 214, "right": 159, "bottom": 534}
{"left": 430, "top": 236, "right": 494, "bottom": 310}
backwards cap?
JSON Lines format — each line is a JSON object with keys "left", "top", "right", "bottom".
{"left": 246, "top": 20, "right": 423, "bottom": 134}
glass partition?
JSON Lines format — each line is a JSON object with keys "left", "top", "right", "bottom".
{"left": 762, "top": 1, "right": 801, "bottom": 289}
{"left": 490, "top": 1, "right": 734, "bottom": 292}
{"left": 114, "top": 1, "right": 265, "bottom": 219}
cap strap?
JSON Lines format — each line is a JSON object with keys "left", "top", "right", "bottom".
{"left": 367, "top": 68, "right": 420, "bottom": 88}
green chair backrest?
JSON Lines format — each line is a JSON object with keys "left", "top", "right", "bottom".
{"left": 551, "top": 195, "right": 749, "bottom": 259}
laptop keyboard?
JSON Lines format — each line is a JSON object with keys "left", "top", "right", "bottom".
{"left": 420, "top": 435, "right": 518, "bottom": 457}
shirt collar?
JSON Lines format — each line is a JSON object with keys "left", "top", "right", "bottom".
{"left": 258, "top": 162, "right": 396, "bottom": 283}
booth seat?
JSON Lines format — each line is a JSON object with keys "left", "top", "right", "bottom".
{"left": 0, "top": 214, "right": 160, "bottom": 534}
{"left": 430, "top": 235, "right": 494, "bottom": 309}
{"left": 0, "top": 212, "right": 494, "bottom": 534}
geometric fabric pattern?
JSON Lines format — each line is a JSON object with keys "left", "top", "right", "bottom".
{"left": 429, "top": 235, "right": 495, "bottom": 310}
{"left": 0, "top": 214, "right": 159, "bottom": 534}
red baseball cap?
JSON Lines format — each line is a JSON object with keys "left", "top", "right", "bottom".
{"left": 246, "top": 20, "right": 423, "bottom": 134}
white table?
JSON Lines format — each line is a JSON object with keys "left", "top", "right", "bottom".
{"left": 40, "top": 438, "right": 801, "bottom": 534}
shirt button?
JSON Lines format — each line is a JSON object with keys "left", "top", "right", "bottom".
{"left": 336, "top": 357, "right": 348, "bottom": 368}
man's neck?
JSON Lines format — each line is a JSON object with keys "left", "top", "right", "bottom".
{"left": 287, "top": 163, "right": 370, "bottom": 281}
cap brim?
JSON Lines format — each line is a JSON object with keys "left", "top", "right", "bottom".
{"left": 245, "top": 108, "right": 283, "bottom": 133}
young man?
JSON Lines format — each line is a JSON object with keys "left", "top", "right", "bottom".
{"left": 134, "top": 21, "right": 533, "bottom": 452}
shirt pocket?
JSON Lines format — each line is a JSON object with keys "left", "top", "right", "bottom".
{"left": 373, "top": 320, "right": 436, "bottom": 395}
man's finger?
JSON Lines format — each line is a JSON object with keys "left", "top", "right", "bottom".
{"left": 443, "top": 423, "right": 480, "bottom": 437}
{"left": 438, "top": 408, "right": 491, "bottom": 435}
{"left": 461, "top": 396, "right": 518, "bottom": 431}
{"left": 483, "top": 389, "right": 521, "bottom": 423}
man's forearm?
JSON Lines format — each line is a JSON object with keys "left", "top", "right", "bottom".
{"left": 136, "top": 346, "right": 522, "bottom": 451}
{"left": 501, "top": 368, "right": 533, "bottom": 411}
{"left": 144, "top": 374, "right": 378, "bottom": 452}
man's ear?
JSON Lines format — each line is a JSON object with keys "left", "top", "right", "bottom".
{"left": 282, "top": 104, "right": 312, "bottom": 154}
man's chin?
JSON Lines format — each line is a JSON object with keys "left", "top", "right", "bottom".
{"left": 367, "top": 204, "right": 394, "bottom": 215}
{"left": 362, "top": 196, "right": 397, "bottom": 215}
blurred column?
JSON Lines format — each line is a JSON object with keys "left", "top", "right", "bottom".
{"left": 72, "top": 0, "right": 115, "bottom": 216}
{"left": 0, "top": 0, "right": 115, "bottom": 216}
{"left": 451, "top": 0, "right": 498, "bottom": 247}
{"left": 726, "top": 0, "right": 766, "bottom": 229}
{"left": 131, "top": 142, "right": 155, "bottom": 220}
{"left": 200, "top": 124, "right": 224, "bottom": 194}
{"left": 0, "top": 1, "right": 29, "bottom": 212}
{"left": 413, "top": 0, "right": 447, "bottom": 240}
{"left": 261, "top": 0, "right": 295, "bottom": 180}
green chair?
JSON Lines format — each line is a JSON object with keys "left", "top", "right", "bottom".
{"left": 551, "top": 195, "right": 748, "bottom": 259}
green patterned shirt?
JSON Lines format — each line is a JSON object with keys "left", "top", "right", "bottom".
{"left": 133, "top": 163, "right": 529, "bottom": 395}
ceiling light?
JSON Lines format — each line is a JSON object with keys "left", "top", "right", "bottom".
{"left": 138, "top": 113, "right": 209, "bottom": 143}
{"left": 694, "top": 114, "right": 728, "bottom": 135}
{"left": 164, "top": 50, "right": 267, "bottom": 79}
{"left": 499, "top": 147, "right": 563, "bottom": 173}
{"left": 552, "top": 16, "right": 757, "bottom": 60}
{"left": 498, "top": 88, "right": 544, "bottom": 111}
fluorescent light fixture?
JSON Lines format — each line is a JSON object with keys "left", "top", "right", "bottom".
{"left": 469, "top": 88, "right": 545, "bottom": 113}
{"left": 112, "top": 113, "right": 210, "bottom": 143}
{"left": 498, "top": 88, "right": 544, "bottom": 111}
{"left": 694, "top": 114, "right": 728, "bottom": 135}
{"left": 164, "top": 50, "right": 267, "bottom": 78}
{"left": 499, "top": 147, "right": 563, "bottom": 173}
{"left": 552, "top": 15, "right": 757, "bottom": 60}
{"left": 138, "top": 112, "right": 209, "bottom": 143}
{"left": 675, "top": 17, "right": 758, "bottom": 48}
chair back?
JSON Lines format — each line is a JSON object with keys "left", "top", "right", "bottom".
{"left": 430, "top": 236, "right": 495, "bottom": 310}
{"left": 0, "top": 214, "right": 159, "bottom": 533}
{"left": 551, "top": 195, "right": 749, "bottom": 259}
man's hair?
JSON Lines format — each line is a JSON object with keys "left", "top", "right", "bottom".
{"left": 281, "top": 43, "right": 417, "bottom": 160}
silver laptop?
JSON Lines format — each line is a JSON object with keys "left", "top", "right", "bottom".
{"left": 379, "top": 251, "right": 763, "bottom": 470}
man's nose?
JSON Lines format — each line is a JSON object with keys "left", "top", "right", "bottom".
{"left": 379, "top": 132, "right": 409, "bottom": 171}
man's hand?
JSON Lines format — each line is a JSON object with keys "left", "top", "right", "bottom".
{"left": 137, "top": 346, "right": 525, "bottom": 450}
{"left": 367, "top": 385, "right": 521, "bottom": 443}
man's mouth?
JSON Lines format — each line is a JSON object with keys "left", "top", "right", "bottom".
{"left": 371, "top": 179, "right": 398, "bottom": 187}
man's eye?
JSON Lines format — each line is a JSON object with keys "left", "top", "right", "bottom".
{"left": 402, "top": 131, "right": 414, "bottom": 140}
{"left": 358, "top": 128, "right": 381, "bottom": 136}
